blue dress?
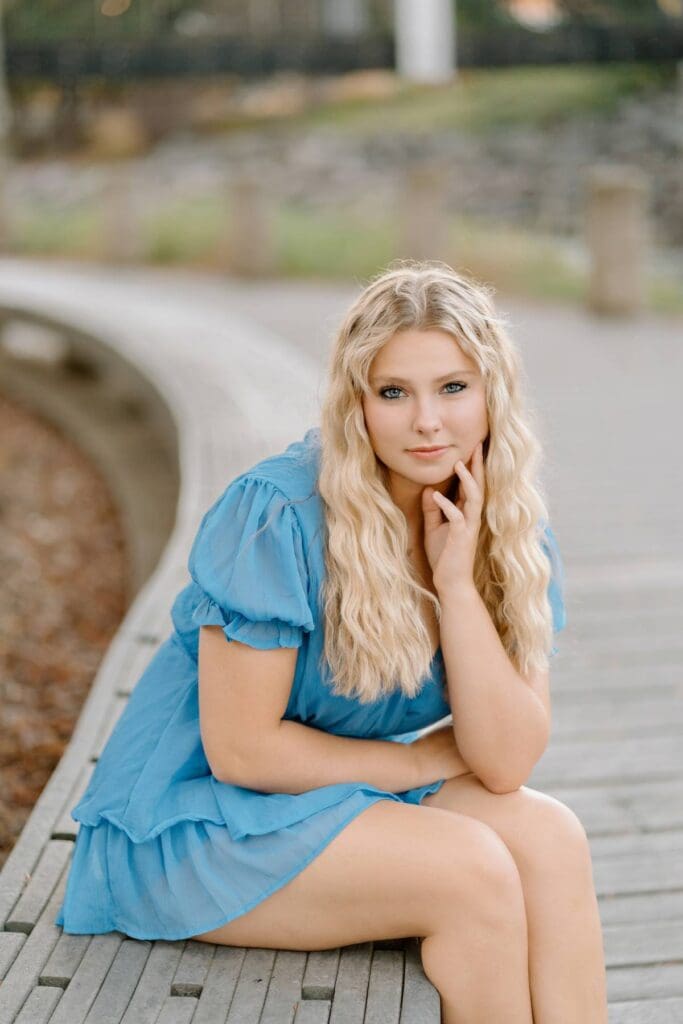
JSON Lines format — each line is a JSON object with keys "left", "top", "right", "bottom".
{"left": 55, "top": 427, "right": 566, "bottom": 941}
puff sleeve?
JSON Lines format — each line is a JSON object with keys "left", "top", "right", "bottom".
{"left": 187, "top": 475, "right": 315, "bottom": 650}
{"left": 540, "top": 522, "right": 567, "bottom": 656}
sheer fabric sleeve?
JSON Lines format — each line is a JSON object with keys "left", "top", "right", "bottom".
{"left": 188, "top": 475, "right": 315, "bottom": 650}
{"left": 540, "top": 522, "right": 567, "bottom": 657}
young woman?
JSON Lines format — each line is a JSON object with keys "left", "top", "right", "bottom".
{"left": 56, "top": 261, "right": 608, "bottom": 1023}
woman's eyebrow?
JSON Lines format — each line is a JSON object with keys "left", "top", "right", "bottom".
{"left": 370, "top": 370, "right": 478, "bottom": 385}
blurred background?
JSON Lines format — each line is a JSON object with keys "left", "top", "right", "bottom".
{"left": 1, "top": 0, "right": 682, "bottom": 866}
{"left": 0, "top": 0, "right": 681, "bottom": 300}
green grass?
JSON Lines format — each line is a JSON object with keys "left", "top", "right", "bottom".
{"left": 8, "top": 190, "right": 681, "bottom": 316}
{"left": 268, "top": 63, "right": 674, "bottom": 137}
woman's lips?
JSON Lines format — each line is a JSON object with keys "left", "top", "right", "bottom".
{"left": 407, "top": 446, "right": 450, "bottom": 460}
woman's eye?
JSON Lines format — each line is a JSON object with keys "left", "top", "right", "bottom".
{"left": 378, "top": 382, "right": 466, "bottom": 400}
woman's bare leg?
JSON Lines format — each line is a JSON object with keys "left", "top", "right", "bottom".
{"left": 192, "top": 800, "right": 533, "bottom": 1023}
{"left": 423, "top": 774, "right": 609, "bottom": 1023}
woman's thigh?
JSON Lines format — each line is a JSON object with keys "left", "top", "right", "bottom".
{"left": 192, "top": 798, "right": 523, "bottom": 952}
{"left": 422, "top": 774, "right": 591, "bottom": 876}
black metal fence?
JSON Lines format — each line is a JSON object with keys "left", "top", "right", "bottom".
{"left": 6, "top": 22, "right": 683, "bottom": 83}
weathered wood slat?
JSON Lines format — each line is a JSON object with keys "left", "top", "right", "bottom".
{"left": 5, "top": 841, "right": 73, "bottom": 935}
{"left": 593, "top": 853, "right": 683, "bottom": 897}
{"left": 364, "top": 950, "right": 403, "bottom": 1024}
{"left": 609, "top": 996, "right": 683, "bottom": 1023}
{"left": 590, "top": 829, "right": 683, "bottom": 860}
{"left": 52, "top": 763, "right": 95, "bottom": 841}
{"left": 13, "top": 984, "right": 63, "bottom": 1024}
{"left": 192, "top": 946, "right": 245, "bottom": 1024}
{"left": 154, "top": 995, "right": 199, "bottom": 1024}
{"left": 603, "top": 921, "right": 683, "bottom": 968}
{"left": 546, "top": 780, "right": 683, "bottom": 835}
{"left": 259, "top": 950, "right": 307, "bottom": 1024}
{"left": 0, "top": 932, "right": 26, "bottom": 980}
{"left": 533, "top": 736, "right": 682, "bottom": 787}
{"left": 328, "top": 943, "right": 372, "bottom": 1024}
{"left": 293, "top": 1001, "right": 331, "bottom": 1024}
{"left": 0, "top": 868, "right": 68, "bottom": 1022}
{"left": 171, "top": 940, "right": 215, "bottom": 997}
{"left": 598, "top": 890, "right": 683, "bottom": 926}
{"left": 398, "top": 940, "right": 440, "bottom": 1024}
{"left": 39, "top": 930, "right": 90, "bottom": 987}
{"left": 120, "top": 940, "right": 185, "bottom": 1024}
{"left": 48, "top": 932, "right": 124, "bottom": 1024}
{"left": 83, "top": 939, "right": 153, "bottom": 1024}
{"left": 224, "top": 947, "right": 276, "bottom": 1023}
{"left": 607, "top": 964, "right": 683, "bottom": 1003}
{"left": 302, "top": 951, "right": 339, "bottom": 1000}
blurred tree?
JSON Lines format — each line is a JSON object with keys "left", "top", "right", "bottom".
{"left": 555, "top": 0, "right": 676, "bottom": 22}
{"left": 0, "top": 0, "right": 12, "bottom": 249}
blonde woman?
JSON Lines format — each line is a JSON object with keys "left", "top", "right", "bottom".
{"left": 56, "top": 261, "right": 608, "bottom": 1023}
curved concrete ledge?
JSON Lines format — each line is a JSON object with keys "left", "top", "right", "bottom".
{"left": 0, "top": 260, "right": 441, "bottom": 1023}
{"left": 0, "top": 304, "right": 180, "bottom": 600}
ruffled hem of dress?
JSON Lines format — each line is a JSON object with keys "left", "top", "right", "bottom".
{"left": 57, "top": 780, "right": 447, "bottom": 942}
{"left": 190, "top": 592, "right": 305, "bottom": 650}
{"left": 71, "top": 775, "right": 447, "bottom": 844}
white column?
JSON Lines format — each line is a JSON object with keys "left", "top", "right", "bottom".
{"left": 394, "top": 0, "right": 456, "bottom": 84}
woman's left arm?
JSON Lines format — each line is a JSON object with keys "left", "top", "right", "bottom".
{"left": 438, "top": 586, "right": 550, "bottom": 794}
{"left": 423, "top": 441, "right": 550, "bottom": 795}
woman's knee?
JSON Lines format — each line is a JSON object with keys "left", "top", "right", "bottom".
{"left": 425, "top": 812, "right": 526, "bottom": 936}
{"left": 512, "top": 790, "right": 593, "bottom": 881}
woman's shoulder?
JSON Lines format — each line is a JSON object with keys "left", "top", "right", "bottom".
{"left": 235, "top": 426, "right": 322, "bottom": 505}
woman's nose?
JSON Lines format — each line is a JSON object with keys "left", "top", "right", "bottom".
{"left": 412, "top": 399, "right": 442, "bottom": 432}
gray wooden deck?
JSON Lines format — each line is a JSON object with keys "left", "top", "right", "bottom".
{"left": 0, "top": 263, "right": 681, "bottom": 1023}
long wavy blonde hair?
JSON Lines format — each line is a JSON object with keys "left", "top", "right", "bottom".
{"left": 317, "top": 260, "right": 557, "bottom": 703}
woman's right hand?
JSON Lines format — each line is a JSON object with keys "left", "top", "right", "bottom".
{"left": 410, "top": 722, "right": 474, "bottom": 788}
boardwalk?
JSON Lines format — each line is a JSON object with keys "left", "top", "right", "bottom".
{"left": 0, "top": 262, "right": 681, "bottom": 1022}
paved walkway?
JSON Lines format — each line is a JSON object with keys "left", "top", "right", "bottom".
{"left": 0, "top": 260, "right": 681, "bottom": 1022}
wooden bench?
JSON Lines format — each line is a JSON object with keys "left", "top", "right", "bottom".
{"left": 0, "top": 273, "right": 441, "bottom": 1023}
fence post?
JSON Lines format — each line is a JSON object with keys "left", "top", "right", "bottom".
{"left": 398, "top": 162, "right": 451, "bottom": 263}
{"left": 585, "top": 164, "right": 648, "bottom": 316}
{"left": 227, "top": 177, "right": 276, "bottom": 277}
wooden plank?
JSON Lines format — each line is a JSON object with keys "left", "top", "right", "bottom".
{"left": 52, "top": 763, "right": 95, "bottom": 841}
{"left": 84, "top": 939, "right": 153, "bottom": 1024}
{"left": 293, "top": 1001, "right": 331, "bottom": 1024}
{"left": 608, "top": 964, "right": 683, "bottom": 1003}
{"left": 328, "top": 943, "right": 372, "bottom": 1024}
{"left": 0, "top": 867, "right": 68, "bottom": 1022}
{"left": 154, "top": 995, "right": 198, "bottom": 1024}
{"left": 260, "top": 950, "right": 307, "bottom": 1024}
{"left": 193, "top": 946, "right": 246, "bottom": 1024}
{"left": 5, "top": 841, "right": 73, "bottom": 934}
{"left": 604, "top": 921, "right": 683, "bottom": 968}
{"left": 13, "top": 984, "right": 63, "bottom": 1024}
{"left": 532, "top": 736, "right": 681, "bottom": 787}
{"left": 589, "top": 829, "right": 683, "bottom": 860}
{"left": 224, "top": 947, "right": 276, "bottom": 1024}
{"left": 171, "top": 940, "right": 215, "bottom": 997}
{"left": 48, "top": 931, "right": 124, "bottom": 1024}
{"left": 0, "top": 932, "right": 26, "bottom": 980}
{"left": 593, "top": 853, "right": 683, "bottom": 898}
{"left": 364, "top": 950, "right": 403, "bottom": 1024}
{"left": 39, "top": 931, "right": 90, "bottom": 987}
{"left": 598, "top": 891, "right": 683, "bottom": 926}
{"left": 302, "top": 950, "right": 339, "bottom": 1000}
{"left": 609, "top": 996, "right": 683, "bottom": 1023}
{"left": 545, "top": 780, "right": 683, "bottom": 835}
{"left": 399, "top": 940, "right": 440, "bottom": 1024}
{"left": 120, "top": 940, "right": 185, "bottom": 1024}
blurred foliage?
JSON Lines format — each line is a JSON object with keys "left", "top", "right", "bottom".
{"left": 556, "top": 0, "right": 677, "bottom": 23}
{"left": 295, "top": 62, "right": 675, "bottom": 135}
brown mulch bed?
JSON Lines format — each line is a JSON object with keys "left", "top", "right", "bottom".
{"left": 0, "top": 391, "right": 129, "bottom": 870}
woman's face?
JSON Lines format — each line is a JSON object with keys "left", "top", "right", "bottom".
{"left": 362, "top": 327, "right": 489, "bottom": 491}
